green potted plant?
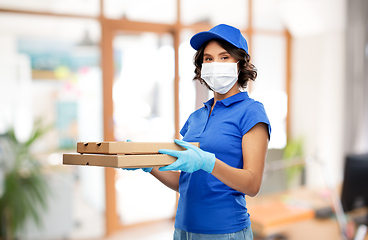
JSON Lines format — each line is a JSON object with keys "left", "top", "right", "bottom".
{"left": 0, "top": 119, "right": 52, "bottom": 240}
{"left": 283, "top": 137, "right": 305, "bottom": 189}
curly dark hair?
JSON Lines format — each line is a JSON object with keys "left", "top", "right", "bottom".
{"left": 193, "top": 39, "right": 257, "bottom": 90}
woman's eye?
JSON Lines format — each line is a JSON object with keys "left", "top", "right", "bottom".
{"left": 222, "top": 56, "right": 229, "bottom": 60}
{"left": 204, "top": 57, "right": 212, "bottom": 61}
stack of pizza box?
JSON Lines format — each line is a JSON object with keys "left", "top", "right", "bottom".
{"left": 63, "top": 141, "right": 199, "bottom": 168}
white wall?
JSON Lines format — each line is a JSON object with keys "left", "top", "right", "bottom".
{"left": 286, "top": 0, "right": 347, "bottom": 187}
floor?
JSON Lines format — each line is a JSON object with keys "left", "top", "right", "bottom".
{"left": 95, "top": 219, "right": 175, "bottom": 240}
{"left": 67, "top": 178, "right": 367, "bottom": 240}
{"left": 69, "top": 174, "right": 175, "bottom": 240}
{"left": 74, "top": 216, "right": 368, "bottom": 240}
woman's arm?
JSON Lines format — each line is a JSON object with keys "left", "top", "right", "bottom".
{"left": 211, "top": 122, "right": 269, "bottom": 196}
{"left": 150, "top": 168, "right": 181, "bottom": 192}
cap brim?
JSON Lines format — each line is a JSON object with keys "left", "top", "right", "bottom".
{"left": 190, "top": 31, "right": 234, "bottom": 50}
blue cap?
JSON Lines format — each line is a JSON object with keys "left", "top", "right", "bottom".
{"left": 190, "top": 24, "right": 248, "bottom": 53}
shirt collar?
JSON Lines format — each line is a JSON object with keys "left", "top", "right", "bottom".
{"left": 204, "top": 91, "right": 249, "bottom": 108}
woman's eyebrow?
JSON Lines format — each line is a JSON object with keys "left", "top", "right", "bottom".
{"left": 203, "top": 51, "right": 228, "bottom": 57}
{"left": 219, "top": 51, "right": 229, "bottom": 55}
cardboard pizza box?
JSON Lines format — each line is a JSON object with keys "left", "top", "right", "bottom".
{"left": 77, "top": 141, "right": 199, "bottom": 155}
{"left": 63, "top": 153, "right": 176, "bottom": 168}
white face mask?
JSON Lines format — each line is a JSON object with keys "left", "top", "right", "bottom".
{"left": 201, "top": 62, "right": 238, "bottom": 94}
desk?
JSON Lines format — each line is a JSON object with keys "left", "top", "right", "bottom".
{"left": 246, "top": 187, "right": 368, "bottom": 240}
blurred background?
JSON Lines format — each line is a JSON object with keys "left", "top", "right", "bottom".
{"left": 0, "top": 0, "right": 367, "bottom": 239}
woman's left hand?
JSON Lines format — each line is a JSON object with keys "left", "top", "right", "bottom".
{"left": 159, "top": 139, "right": 216, "bottom": 173}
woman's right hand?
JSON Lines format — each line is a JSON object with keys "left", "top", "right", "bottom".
{"left": 121, "top": 167, "right": 153, "bottom": 173}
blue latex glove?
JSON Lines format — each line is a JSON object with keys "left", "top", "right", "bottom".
{"left": 122, "top": 167, "right": 153, "bottom": 173}
{"left": 120, "top": 139, "right": 153, "bottom": 173}
{"left": 159, "top": 139, "right": 216, "bottom": 173}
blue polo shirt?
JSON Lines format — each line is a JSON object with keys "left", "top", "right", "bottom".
{"left": 176, "top": 91, "right": 271, "bottom": 234}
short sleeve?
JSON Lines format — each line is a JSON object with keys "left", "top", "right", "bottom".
{"left": 240, "top": 101, "right": 271, "bottom": 138}
{"left": 180, "top": 117, "right": 190, "bottom": 137}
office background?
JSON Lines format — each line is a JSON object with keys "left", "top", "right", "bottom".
{"left": 0, "top": 0, "right": 367, "bottom": 239}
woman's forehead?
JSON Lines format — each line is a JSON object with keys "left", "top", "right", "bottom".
{"left": 204, "top": 41, "right": 227, "bottom": 54}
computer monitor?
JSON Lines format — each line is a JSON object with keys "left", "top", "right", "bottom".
{"left": 341, "top": 153, "right": 368, "bottom": 225}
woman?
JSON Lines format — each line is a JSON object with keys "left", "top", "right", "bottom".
{"left": 129, "top": 24, "right": 270, "bottom": 240}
